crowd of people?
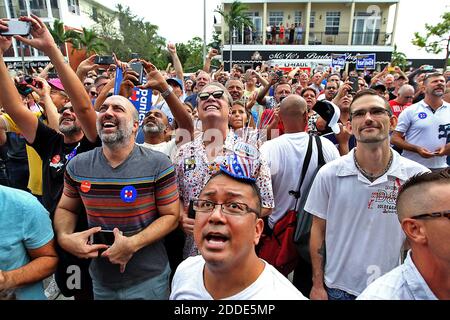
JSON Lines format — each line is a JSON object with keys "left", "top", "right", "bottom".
{"left": 0, "top": 14, "right": 449, "bottom": 301}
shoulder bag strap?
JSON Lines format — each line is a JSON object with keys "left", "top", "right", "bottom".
{"left": 289, "top": 134, "right": 314, "bottom": 208}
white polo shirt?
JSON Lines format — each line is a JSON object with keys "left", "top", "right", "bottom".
{"left": 395, "top": 100, "right": 450, "bottom": 169}
{"left": 304, "top": 149, "right": 429, "bottom": 296}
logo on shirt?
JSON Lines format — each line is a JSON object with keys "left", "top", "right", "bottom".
{"left": 418, "top": 112, "right": 427, "bottom": 119}
{"left": 121, "top": 186, "right": 137, "bottom": 203}
{"left": 184, "top": 156, "right": 196, "bottom": 172}
{"left": 80, "top": 181, "right": 91, "bottom": 193}
{"left": 49, "top": 154, "right": 64, "bottom": 171}
{"left": 51, "top": 155, "right": 61, "bottom": 164}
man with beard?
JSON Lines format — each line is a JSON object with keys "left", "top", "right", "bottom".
{"left": 54, "top": 95, "right": 180, "bottom": 299}
{"left": 392, "top": 73, "right": 450, "bottom": 170}
{"left": 306, "top": 90, "right": 428, "bottom": 300}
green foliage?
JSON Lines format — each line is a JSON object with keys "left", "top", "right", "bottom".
{"left": 412, "top": 12, "right": 450, "bottom": 69}
{"left": 391, "top": 45, "right": 408, "bottom": 70}
{"left": 215, "top": 1, "right": 253, "bottom": 41}
{"left": 93, "top": 4, "right": 168, "bottom": 69}
{"left": 175, "top": 37, "right": 204, "bottom": 73}
{"left": 69, "top": 28, "right": 108, "bottom": 55}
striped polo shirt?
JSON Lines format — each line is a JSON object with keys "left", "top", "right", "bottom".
{"left": 64, "top": 145, "right": 179, "bottom": 287}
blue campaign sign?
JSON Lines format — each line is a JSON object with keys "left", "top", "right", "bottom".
{"left": 356, "top": 53, "right": 376, "bottom": 70}
{"left": 114, "top": 68, "right": 152, "bottom": 126}
{"left": 331, "top": 54, "right": 346, "bottom": 68}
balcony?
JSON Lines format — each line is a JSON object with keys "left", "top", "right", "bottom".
{"left": 224, "top": 31, "right": 392, "bottom": 46}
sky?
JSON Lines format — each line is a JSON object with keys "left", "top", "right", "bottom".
{"left": 97, "top": 0, "right": 449, "bottom": 60}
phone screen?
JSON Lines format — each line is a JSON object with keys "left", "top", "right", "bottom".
{"left": 0, "top": 20, "right": 30, "bottom": 36}
{"left": 349, "top": 76, "right": 359, "bottom": 93}
{"left": 129, "top": 62, "right": 144, "bottom": 85}
{"left": 91, "top": 230, "right": 115, "bottom": 246}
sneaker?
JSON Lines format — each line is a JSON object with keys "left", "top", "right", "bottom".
{"left": 44, "top": 276, "right": 60, "bottom": 300}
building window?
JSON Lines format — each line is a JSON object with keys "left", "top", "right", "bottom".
{"left": 92, "top": 7, "right": 98, "bottom": 22}
{"left": 309, "top": 11, "right": 315, "bottom": 29}
{"left": 295, "top": 11, "right": 302, "bottom": 24}
{"left": 325, "top": 11, "right": 340, "bottom": 35}
{"left": 269, "top": 11, "right": 283, "bottom": 26}
{"left": 68, "top": 0, "right": 80, "bottom": 15}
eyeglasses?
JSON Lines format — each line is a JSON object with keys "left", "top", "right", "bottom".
{"left": 411, "top": 210, "right": 450, "bottom": 220}
{"left": 198, "top": 90, "right": 224, "bottom": 101}
{"left": 193, "top": 199, "right": 259, "bottom": 217}
{"left": 350, "top": 107, "right": 392, "bottom": 120}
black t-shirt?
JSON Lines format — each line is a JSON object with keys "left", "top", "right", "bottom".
{"left": 30, "top": 121, "right": 101, "bottom": 215}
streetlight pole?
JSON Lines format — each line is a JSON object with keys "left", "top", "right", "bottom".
{"left": 203, "top": 0, "right": 207, "bottom": 64}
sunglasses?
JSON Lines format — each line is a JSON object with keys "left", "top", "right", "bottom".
{"left": 198, "top": 90, "right": 224, "bottom": 101}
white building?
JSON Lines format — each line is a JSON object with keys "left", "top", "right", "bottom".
{"left": 0, "top": 0, "right": 116, "bottom": 69}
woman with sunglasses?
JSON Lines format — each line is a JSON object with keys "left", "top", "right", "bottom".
{"left": 174, "top": 82, "right": 274, "bottom": 259}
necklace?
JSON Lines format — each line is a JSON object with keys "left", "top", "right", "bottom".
{"left": 354, "top": 149, "right": 393, "bottom": 182}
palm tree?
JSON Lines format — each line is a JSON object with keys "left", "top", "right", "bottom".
{"left": 48, "top": 19, "right": 78, "bottom": 55}
{"left": 215, "top": 1, "right": 253, "bottom": 71}
{"left": 69, "top": 28, "right": 108, "bottom": 57}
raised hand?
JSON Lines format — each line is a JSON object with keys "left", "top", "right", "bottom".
{"left": 15, "top": 15, "right": 57, "bottom": 53}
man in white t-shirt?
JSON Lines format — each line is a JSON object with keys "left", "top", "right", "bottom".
{"left": 306, "top": 90, "right": 429, "bottom": 300}
{"left": 138, "top": 69, "right": 194, "bottom": 160}
{"left": 260, "top": 95, "right": 340, "bottom": 296}
{"left": 170, "top": 170, "right": 306, "bottom": 300}
{"left": 392, "top": 73, "right": 450, "bottom": 169}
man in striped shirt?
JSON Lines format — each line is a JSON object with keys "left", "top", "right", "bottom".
{"left": 54, "top": 95, "right": 180, "bottom": 300}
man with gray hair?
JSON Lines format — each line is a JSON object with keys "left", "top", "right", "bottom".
{"left": 389, "top": 84, "right": 415, "bottom": 118}
{"left": 54, "top": 95, "right": 181, "bottom": 299}
{"left": 392, "top": 73, "right": 450, "bottom": 170}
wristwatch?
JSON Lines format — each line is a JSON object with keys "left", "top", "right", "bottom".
{"left": 160, "top": 85, "right": 173, "bottom": 99}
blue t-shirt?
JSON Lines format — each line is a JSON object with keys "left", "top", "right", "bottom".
{"left": 0, "top": 186, "right": 54, "bottom": 300}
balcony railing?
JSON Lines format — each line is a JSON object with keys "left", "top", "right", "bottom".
{"left": 224, "top": 31, "right": 392, "bottom": 46}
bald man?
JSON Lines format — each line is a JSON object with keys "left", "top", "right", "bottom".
{"left": 358, "top": 168, "right": 449, "bottom": 300}
{"left": 389, "top": 84, "right": 415, "bottom": 118}
{"left": 54, "top": 95, "right": 181, "bottom": 300}
{"left": 260, "top": 95, "right": 340, "bottom": 295}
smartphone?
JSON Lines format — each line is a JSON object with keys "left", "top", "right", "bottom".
{"left": 0, "top": 20, "right": 31, "bottom": 36}
{"left": 90, "top": 230, "right": 115, "bottom": 246}
{"left": 188, "top": 200, "right": 196, "bottom": 219}
{"left": 349, "top": 76, "right": 359, "bottom": 94}
{"left": 423, "top": 65, "right": 433, "bottom": 71}
{"left": 94, "top": 55, "right": 114, "bottom": 65}
{"left": 275, "top": 70, "right": 284, "bottom": 78}
{"left": 130, "top": 53, "right": 140, "bottom": 60}
{"left": 129, "top": 62, "right": 144, "bottom": 85}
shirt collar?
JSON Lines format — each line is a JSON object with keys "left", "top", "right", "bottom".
{"left": 403, "top": 251, "right": 438, "bottom": 300}
{"left": 337, "top": 149, "right": 409, "bottom": 184}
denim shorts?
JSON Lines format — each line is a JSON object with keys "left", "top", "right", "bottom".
{"left": 92, "top": 263, "right": 171, "bottom": 300}
{"left": 326, "top": 286, "right": 357, "bottom": 300}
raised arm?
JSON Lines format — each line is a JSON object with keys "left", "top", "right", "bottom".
{"left": 140, "top": 61, "right": 193, "bottom": 139}
{"left": 29, "top": 77, "right": 60, "bottom": 131}
{"left": 0, "top": 21, "right": 39, "bottom": 144}
{"left": 16, "top": 15, "right": 98, "bottom": 142}
{"left": 167, "top": 44, "right": 184, "bottom": 81}
{"left": 203, "top": 48, "right": 219, "bottom": 73}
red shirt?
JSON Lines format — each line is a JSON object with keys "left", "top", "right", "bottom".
{"left": 389, "top": 100, "right": 412, "bottom": 118}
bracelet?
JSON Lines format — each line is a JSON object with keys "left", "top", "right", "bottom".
{"left": 160, "top": 85, "right": 173, "bottom": 99}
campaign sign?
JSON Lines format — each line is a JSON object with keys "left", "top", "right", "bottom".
{"left": 114, "top": 69, "right": 152, "bottom": 126}
{"left": 356, "top": 53, "right": 376, "bottom": 70}
{"left": 331, "top": 54, "right": 346, "bottom": 68}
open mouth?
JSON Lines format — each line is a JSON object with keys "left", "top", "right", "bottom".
{"left": 102, "top": 121, "right": 117, "bottom": 129}
{"left": 60, "top": 118, "right": 74, "bottom": 125}
{"left": 205, "top": 105, "right": 220, "bottom": 112}
{"left": 205, "top": 232, "right": 229, "bottom": 244}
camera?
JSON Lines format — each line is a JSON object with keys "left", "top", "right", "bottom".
{"left": 94, "top": 55, "right": 115, "bottom": 66}
{"left": 188, "top": 200, "right": 196, "bottom": 219}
